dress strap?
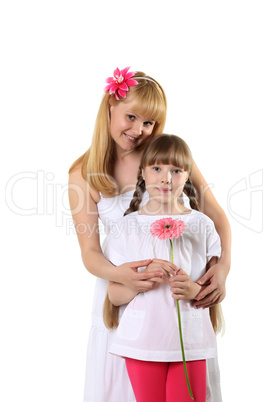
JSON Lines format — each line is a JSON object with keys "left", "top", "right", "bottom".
{"left": 99, "top": 191, "right": 103, "bottom": 199}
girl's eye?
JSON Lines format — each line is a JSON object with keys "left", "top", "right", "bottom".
{"left": 153, "top": 167, "right": 160, "bottom": 172}
{"left": 173, "top": 169, "right": 182, "bottom": 174}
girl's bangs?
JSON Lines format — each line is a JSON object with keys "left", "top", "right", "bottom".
{"left": 142, "top": 136, "right": 192, "bottom": 172}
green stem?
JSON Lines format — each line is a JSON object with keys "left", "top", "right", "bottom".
{"left": 170, "top": 239, "right": 194, "bottom": 400}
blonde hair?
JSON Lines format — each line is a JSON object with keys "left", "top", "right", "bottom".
{"left": 69, "top": 71, "right": 167, "bottom": 195}
{"left": 103, "top": 134, "right": 224, "bottom": 334}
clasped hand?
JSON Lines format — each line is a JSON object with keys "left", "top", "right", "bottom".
{"left": 169, "top": 269, "right": 201, "bottom": 301}
{"left": 144, "top": 259, "right": 201, "bottom": 301}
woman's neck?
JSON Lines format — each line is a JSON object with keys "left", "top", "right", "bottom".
{"left": 112, "top": 150, "right": 141, "bottom": 193}
{"left": 114, "top": 144, "right": 140, "bottom": 161}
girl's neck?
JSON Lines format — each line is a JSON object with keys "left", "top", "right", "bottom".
{"left": 139, "top": 198, "right": 192, "bottom": 216}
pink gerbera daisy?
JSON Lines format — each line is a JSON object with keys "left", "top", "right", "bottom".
{"left": 104, "top": 67, "right": 138, "bottom": 100}
{"left": 150, "top": 218, "right": 185, "bottom": 240}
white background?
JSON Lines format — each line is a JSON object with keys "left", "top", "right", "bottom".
{"left": 1, "top": 1, "right": 267, "bottom": 401}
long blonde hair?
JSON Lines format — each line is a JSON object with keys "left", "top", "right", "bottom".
{"left": 69, "top": 71, "right": 167, "bottom": 195}
{"left": 103, "top": 134, "right": 224, "bottom": 334}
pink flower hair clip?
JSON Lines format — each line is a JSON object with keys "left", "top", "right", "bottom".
{"left": 104, "top": 67, "right": 138, "bottom": 100}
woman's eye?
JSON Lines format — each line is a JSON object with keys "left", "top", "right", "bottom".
{"left": 144, "top": 121, "right": 153, "bottom": 127}
{"left": 128, "top": 115, "right": 135, "bottom": 121}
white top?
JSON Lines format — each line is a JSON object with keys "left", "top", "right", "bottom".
{"left": 104, "top": 210, "right": 221, "bottom": 362}
{"left": 92, "top": 191, "right": 188, "bottom": 321}
{"left": 97, "top": 190, "right": 189, "bottom": 235}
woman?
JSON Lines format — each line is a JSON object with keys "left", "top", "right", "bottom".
{"left": 68, "top": 67, "right": 231, "bottom": 401}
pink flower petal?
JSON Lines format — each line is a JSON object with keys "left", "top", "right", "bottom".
{"left": 121, "top": 66, "right": 131, "bottom": 77}
{"left": 104, "top": 83, "right": 113, "bottom": 92}
{"left": 126, "top": 78, "right": 138, "bottom": 87}
{"left": 117, "top": 89, "right": 127, "bottom": 98}
{"left": 150, "top": 218, "right": 185, "bottom": 240}
{"left": 109, "top": 83, "right": 119, "bottom": 93}
{"left": 125, "top": 71, "right": 136, "bottom": 79}
{"left": 119, "top": 82, "right": 129, "bottom": 91}
{"left": 114, "top": 67, "right": 121, "bottom": 77}
{"left": 105, "top": 77, "right": 114, "bottom": 83}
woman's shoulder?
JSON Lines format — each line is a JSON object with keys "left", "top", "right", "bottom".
{"left": 68, "top": 162, "right": 100, "bottom": 203}
{"left": 68, "top": 162, "right": 84, "bottom": 187}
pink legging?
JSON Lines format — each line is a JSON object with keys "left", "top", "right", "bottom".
{"left": 125, "top": 358, "right": 206, "bottom": 402}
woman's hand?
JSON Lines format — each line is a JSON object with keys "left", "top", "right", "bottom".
{"left": 169, "top": 269, "right": 201, "bottom": 301}
{"left": 192, "top": 261, "right": 227, "bottom": 308}
{"left": 114, "top": 260, "right": 164, "bottom": 293}
{"left": 144, "top": 259, "right": 179, "bottom": 284}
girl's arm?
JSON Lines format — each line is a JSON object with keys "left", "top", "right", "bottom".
{"left": 108, "top": 259, "right": 179, "bottom": 306}
{"left": 68, "top": 167, "right": 162, "bottom": 290}
{"left": 191, "top": 161, "right": 231, "bottom": 307}
{"left": 169, "top": 257, "right": 218, "bottom": 301}
{"left": 169, "top": 269, "right": 203, "bottom": 301}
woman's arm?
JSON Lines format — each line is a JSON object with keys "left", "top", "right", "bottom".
{"left": 191, "top": 161, "right": 231, "bottom": 307}
{"left": 108, "top": 282, "right": 139, "bottom": 306}
{"left": 108, "top": 258, "right": 179, "bottom": 306}
{"left": 68, "top": 166, "right": 162, "bottom": 290}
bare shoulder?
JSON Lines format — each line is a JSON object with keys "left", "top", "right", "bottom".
{"left": 68, "top": 163, "right": 100, "bottom": 203}
{"left": 68, "top": 162, "right": 102, "bottom": 254}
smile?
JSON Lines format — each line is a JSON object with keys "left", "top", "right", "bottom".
{"left": 124, "top": 133, "right": 138, "bottom": 143}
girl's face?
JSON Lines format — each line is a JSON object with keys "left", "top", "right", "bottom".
{"left": 142, "top": 163, "right": 189, "bottom": 208}
{"left": 109, "top": 100, "right": 156, "bottom": 153}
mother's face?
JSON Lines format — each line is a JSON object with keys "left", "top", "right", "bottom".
{"left": 109, "top": 100, "right": 156, "bottom": 152}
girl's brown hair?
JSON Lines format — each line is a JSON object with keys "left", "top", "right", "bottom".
{"left": 103, "top": 134, "right": 224, "bottom": 334}
{"left": 125, "top": 134, "right": 198, "bottom": 215}
{"left": 69, "top": 72, "right": 167, "bottom": 195}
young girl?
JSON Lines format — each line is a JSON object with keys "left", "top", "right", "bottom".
{"left": 68, "top": 67, "right": 230, "bottom": 401}
{"left": 103, "top": 134, "right": 224, "bottom": 402}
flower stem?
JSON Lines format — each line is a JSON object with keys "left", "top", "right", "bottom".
{"left": 170, "top": 239, "right": 194, "bottom": 400}
{"left": 176, "top": 300, "right": 194, "bottom": 400}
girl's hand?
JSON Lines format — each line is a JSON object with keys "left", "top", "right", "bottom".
{"left": 169, "top": 269, "right": 201, "bottom": 301}
{"left": 192, "top": 261, "right": 227, "bottom": 308}
{"left": 115, "top": 260, "right": 164, "bottom": 293}
{"left": 144, "top": 259, "right": 179, "bottom": 284}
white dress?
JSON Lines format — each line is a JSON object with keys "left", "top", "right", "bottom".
{"left": 83, "top": 192, "right": 222, "bottom": 402}
{"left": 83, "top": 190, "right": 137, "bottom": 402}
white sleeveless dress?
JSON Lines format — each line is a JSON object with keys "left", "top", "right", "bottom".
{"left": 83, "top": 191, "right": 222, "bottom": 402}
{"left": 83, "top": 190, "right": 136, "bottom": 402}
